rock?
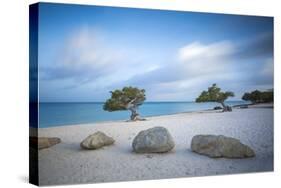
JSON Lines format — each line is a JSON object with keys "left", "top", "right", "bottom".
{"left": 132, "top": 127, "right": 175, "bottom": 153}
{"left": 240, "top": 105, "right": 248, "bottom": 109}
{"left": 30, "top": 137, "right": 61, "bottom": 150}
{"left": 146, "top": 154, "right": 153, "bottom": 158}
{"left": 214, "top": 106, "right": 223, "bottom": 110}
{"left": 80, "top": 131, "right": 115, "bottom": 150}
{"left": 223, "top": 106, "right": 232, "bottom": 112}
{"left": 191, "top": 135, "right": 255, "bottom": 158}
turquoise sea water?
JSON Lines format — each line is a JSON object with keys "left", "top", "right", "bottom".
{"left": 38, "top": 101, "right": 249, "bottom": 128}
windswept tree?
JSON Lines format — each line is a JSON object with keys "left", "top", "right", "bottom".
{"left": 103, "top": 86, "right": 146, "bottom": 121}
{"left": 196, "top": 83, "right": 234, "bottom": 112}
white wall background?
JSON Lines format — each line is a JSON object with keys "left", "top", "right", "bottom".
{"left": 0, "top": 0, "right": 279, "bottom": 187}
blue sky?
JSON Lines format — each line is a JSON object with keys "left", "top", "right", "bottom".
{"left": 37, "top": 3, "right": 273, "bottom": 102}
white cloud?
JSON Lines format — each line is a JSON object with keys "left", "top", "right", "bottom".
{"left": 179, "top": 41, "right": 233, "bottom": 61}
{"left": 178, "top": 41, "right": 236, "bottom": 76}
{"left": 61, "top": 27, "right": 123, "bottom": 69}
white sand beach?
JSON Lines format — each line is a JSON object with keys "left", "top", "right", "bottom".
{"left": 37, "top": 104, "right": 273, "bottom": 185}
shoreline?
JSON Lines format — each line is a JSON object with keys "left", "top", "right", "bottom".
{"left": 37, "top": 102, "right": 273, "bottom": 129}
{"left": 38, "top": 109, "right": 214, "bottom": 129}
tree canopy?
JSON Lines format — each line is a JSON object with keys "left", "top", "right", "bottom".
{"left": 103, "top": 86, "right": 146, "bottom": 121}
{"left": 196, "top": 84, "right": 234, "bottom": 103}
{"left": 242, "top": 89, "right": 273, "bottom": 104}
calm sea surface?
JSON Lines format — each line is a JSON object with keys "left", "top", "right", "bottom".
{"left": 38, "top": 101, "right": 248, "bottom": 128}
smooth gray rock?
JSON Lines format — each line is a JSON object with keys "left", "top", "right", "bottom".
{"left": 132, "top": 127, "right": 175, "bottom": 153}
{"left": 191, "top": 135, "right": 255, "bottom": 158}
{"left": 80, "top": 131, "right": 115, "bottom": 150}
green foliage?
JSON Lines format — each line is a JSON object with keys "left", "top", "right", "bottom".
{"left": 242, "top": 89, "right": 273, "bottom": 103}
{"left": 241, "top": 92, "right": 251, "bottom": 101}
{"left": 195, "top": 84, "right": 234, "bottom": 103}
{"left": 103, "top": 86, "right": 146, "bottom": 112}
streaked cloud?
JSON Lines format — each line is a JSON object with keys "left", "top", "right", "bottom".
{"left": 40, "top": 26, "right": 160, "bottom": 89}
{"left": 178, "top": 41, "right": 236, "bottom": 76}
{"left": 127, "top": 36, "right": 273, "bottom": 101}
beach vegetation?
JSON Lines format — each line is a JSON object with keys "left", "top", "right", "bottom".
{"left": 242, "top": 89, "right": 273, "bottom": 104}
{"left": 103, "top": 86, "right": 146, "bottom": 121}
{"left": 196, "top": 83, "right": 234, "bottom": 112}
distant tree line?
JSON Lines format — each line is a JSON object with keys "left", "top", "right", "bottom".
{"left": 242, "top": 89, "right": 273, "bottom": 104}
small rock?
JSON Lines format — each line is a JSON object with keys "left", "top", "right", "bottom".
{"left": 223, "top": 106, "right": 232, "bottom": 112}
{"left": 132, "top": 127, "right": 175, "bottom": 153}
{"left": 229, "top": 166, "right": 235, "bottom": 169}
{"left": 30, "top": 137, "right": 61, "bottom": 150}
{"left": 214, "top": 106, "right": 223, "bottom": 110}
{"left": 146, "top": 154, "right": 153, "bottom": 158}
{"left": 80, "top": 131, "right": 114, "bottom": 150}
{"left": 191, "top": 135, "right": 255, "bottom": 158}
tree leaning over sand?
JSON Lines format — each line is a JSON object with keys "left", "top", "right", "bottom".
{"left": 196, "top": 84, "right": 234, "bottom": 112}
{"left": 103, "top": 86, "right": 146, "bottom": 121}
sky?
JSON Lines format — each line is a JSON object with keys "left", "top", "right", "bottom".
{"left": 37, "top": 3, "right": 274, "bottom": 102}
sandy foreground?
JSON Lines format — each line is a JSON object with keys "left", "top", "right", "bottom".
{"left": 37, "top": 104, "right": 273, "bottom": 185}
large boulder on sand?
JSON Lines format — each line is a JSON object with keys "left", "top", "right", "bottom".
{"left": 191, "top": 135, "right": 255, "bottom": 158}
{"left": 132, "top": 127, "right": 175, "bottom": 153}
{"left": 30, "top": 137, "right": 61, "bottom": 150}
{"left": 80, "top": 131, "right": 115, "bottom": 150}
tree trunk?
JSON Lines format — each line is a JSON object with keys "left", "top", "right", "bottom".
{"left": 126, "top": 98, "right": 145, "bottom": 121}
{"left": 129, "top": 106, "right": 140, "bottom": 121}
{"left": 220, "top": 102, "right": 226, "bottom": 110}
{"left": 220, "top": 102, "right": 232, "bottom": 112}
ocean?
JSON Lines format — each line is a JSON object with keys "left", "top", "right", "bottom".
{"left": 38, "top": 101, "right": 249, "bottom": 128}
